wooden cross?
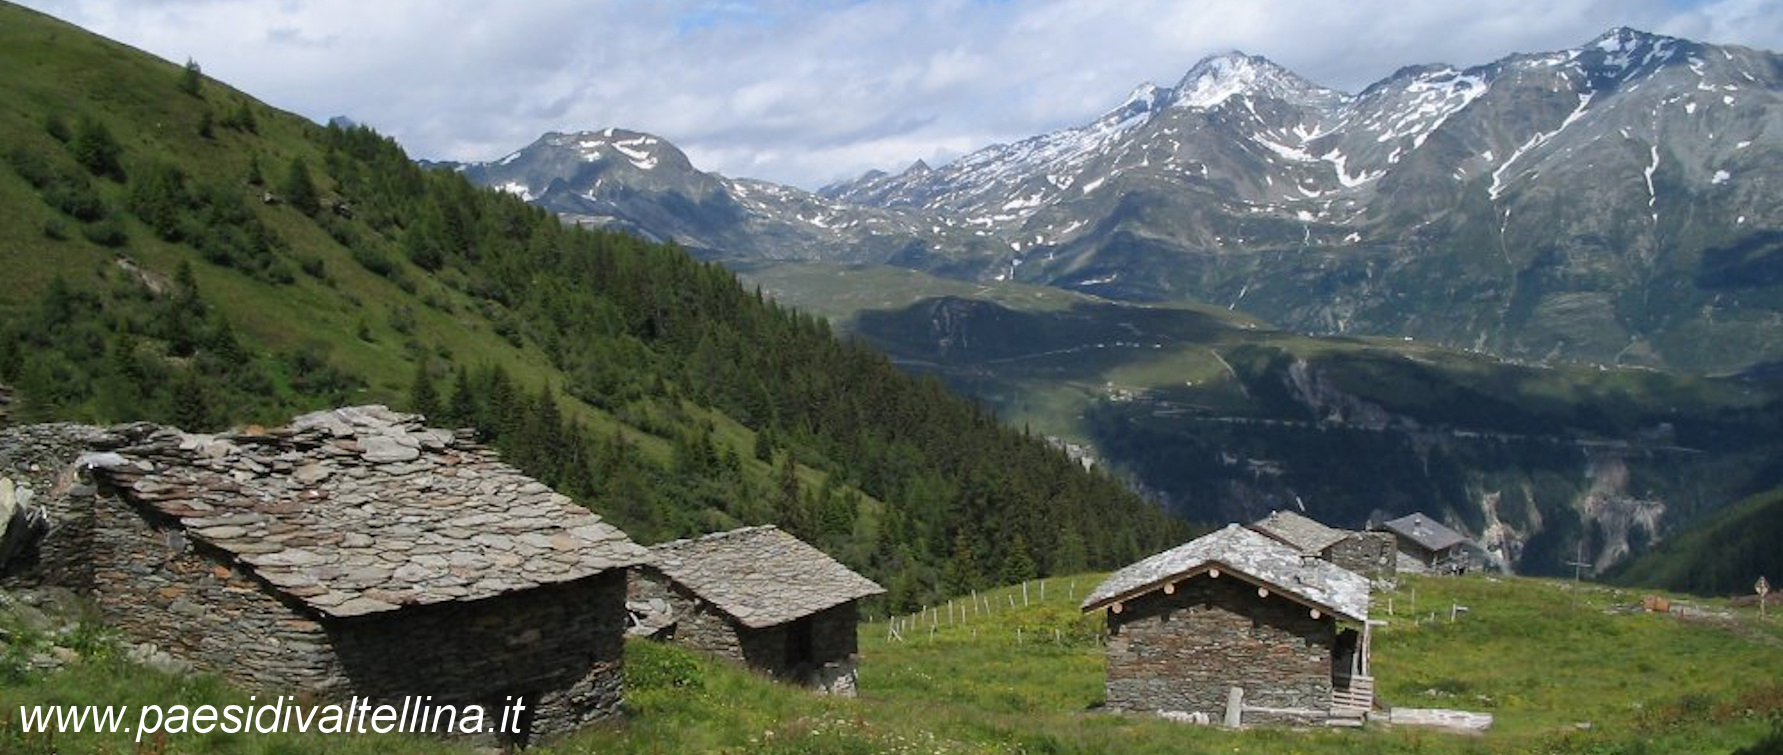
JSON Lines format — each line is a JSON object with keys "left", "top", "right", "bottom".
{"left": 1565, "top": 542, "right": 1594, "bottom": 609}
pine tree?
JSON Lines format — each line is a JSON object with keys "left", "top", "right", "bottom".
{"left": 178, "top": 58, "right": 203, "bottom": 97}
{"left": 1053, "top": 528, "right": 1090, "bottom": 575}
{"left": 409, "top": 358, "right": 439, "bottom": 419}
{"left": 944, "top": 531, "right": 981, "bottom": 593}
{"left": 281, "top": 157, "right": 320, "bottom": 216}
{"left": 445, "top": 365, "right": 477, "bottom": 427}
{"left": 1001, "top": 534, "right": 1038, "bottom": 584}
{"left": 170, "top": 369, "right": 211, "bottom": 431}
{"left": 754, "top": 427, "right": 775, "bottom": 463}
{"left": 774, "top": 452, "right": 811, "bottom": 537}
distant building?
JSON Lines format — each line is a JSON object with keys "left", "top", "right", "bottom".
{"left": 629, "top": 525, "right": 884, "bottom": 695}
{"left": 1247, "top": 510, "right": 1397, "bottom": 580}
{"left": 28, "top": 406, "right": 648, "bottom": 746}
{"left": 1376, "top": 513, "right": 1468, "bottom": 574}
{"left": 1083, "top": 524, "right": 1374, "bottom": 726}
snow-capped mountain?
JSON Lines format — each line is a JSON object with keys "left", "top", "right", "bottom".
{"left": 454, "top": 128, "right": 1005, "bottom": 269}
{"left": 816, "top": 27, "right": 1783, "bottom": 372}
{"left": 461, "top": 28, "right": 1783, "bottom": 373}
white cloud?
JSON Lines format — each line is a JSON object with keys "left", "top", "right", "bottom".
{"left": 15, "top": 0, "right": 1780, "bottom": 188}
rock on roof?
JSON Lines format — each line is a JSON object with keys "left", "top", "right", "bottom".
{"left": 647, "top": 525, "right": 884, "bottom": 629}
{"left": 1378, "top": 512, "right": 1467, "bottom": 552}
{"left": 1248, "top": 510, "right": 1346, "bottom": 553}
{"left": 1081, "top": 524, "right": 1369, "bottom": 622}
{"left": 80, "top": 405, "right": 647, "bottom": 618}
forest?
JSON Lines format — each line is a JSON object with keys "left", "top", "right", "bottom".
{"left": 0, "top": 61, "right": 1187, "bottom": 612}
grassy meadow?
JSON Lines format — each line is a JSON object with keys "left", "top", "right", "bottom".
{"left": 6, "top": 573, "right": 1780, "bottom": 754}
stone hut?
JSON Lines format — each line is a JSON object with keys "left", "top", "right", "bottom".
{"left": 628, "top": 525, "right": 883, "bottom": 695}
{"left": 1376, "top": 512, "right": 1468, "bottom": 574}
{"left": 40, "top": 406, "right": 647, "bottom": 746}
{"left": 1248, "top": 510, "right": 1397, "bottom": 581}
{"left": 1083, "top": 524, "right": 1374, "bottom": 726}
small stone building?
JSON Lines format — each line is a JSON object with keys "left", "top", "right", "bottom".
{"left": 1249, "top": 510, "right": 1397, "bottom": 581}
{"left": 1376, "top": 512, "right": 1468, "bottom": 574}
{"left": 1083, "top": 524, "right": 1374, "bottom": 726}
{"left": 629, "top": 525, "right": 883, "bottom": 695}
{"left": 38, "top": 406, "right": 647, "bottom": 745}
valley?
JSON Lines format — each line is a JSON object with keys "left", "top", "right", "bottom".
{"left": 450, "top": 27, "right": 1783, "bottom": 584}
{"left": 1, "top": 3, "right": 1782, "bottom": 753}
{"left": 733, "top": 261, "right": 1783, "bottom": 578}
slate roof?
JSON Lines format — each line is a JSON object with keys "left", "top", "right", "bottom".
{"left": 79, "top": 405, "right": 647, "bottom": 618}
{"left": 1081, "top": 524, "right": 1370, "bottom": 623}
{"left": 1378, "top": 512, "right": 1467, "bottom": 552}
{"left": 646, "top": 525, "right": 884, "bottom": 629}
{"left": 1248, "top": 510, "right": 1346, "bottom": 554}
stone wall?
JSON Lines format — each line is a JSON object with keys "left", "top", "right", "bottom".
{"left": 1104, "top": 575, "right": 1335, "bottom": 724}
{"left": 804, "top": 602, "right": 861, "bottom": 696}
{"left": 631, "top": 568, "right": 747, "bottom": 660}
{"left": 88, "top": 487, "right": 628, "bottom": 745}
{"left": 0, "top": 423, "right": 123, "bottom": 588}
{"left": 632, "top": 567, "right": 861, "bottom": 694}
{"left": 1327, "top": 532, "right": 1397, "bottom": 580}
{"left": 330, "top": 570, "right": 628, "bottom": 743}
{"left": 88, "top": 488, "right": 342, "bottom": 691}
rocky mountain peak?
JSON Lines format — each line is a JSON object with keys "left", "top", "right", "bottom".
{"left": 1171, "top": 51, "right": 1347, "bottom": 111}
{"left": 535, "top": 128, "right": 688, "bottom": 172}
{"left": 1588, "top": 26, "right": 1669, "bottom": 53}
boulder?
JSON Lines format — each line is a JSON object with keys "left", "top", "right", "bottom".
{"left": 0, "top": 478, "right": 48, "bottom": 571}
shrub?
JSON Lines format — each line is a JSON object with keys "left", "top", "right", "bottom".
{"left": 80, "top": 217, "right": 129, "bottom": 248}
{"left": 69, "top": 115, "right": 124, "bottom": 181}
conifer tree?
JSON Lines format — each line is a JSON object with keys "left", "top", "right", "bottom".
{"left": 178, "top": 58, "right": 203, "bottom": 97}
{"left": 445, "top": 365, "right": 477, "bottom": 427}
{"left": 170, "top": 368, "right": 211, "bottom": 431}
{"left": 281, "top": 157, "right": 320, "bottom": 216}
{"left": 1001, "top": 534, "right": 1038, "bottom": 584}
{"left": 409, "top": 358, "right": 439, "bottom": 419}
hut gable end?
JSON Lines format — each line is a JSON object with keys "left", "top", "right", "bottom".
{"left": 1082, "top": 524, "right": 1369, "bottom": 623}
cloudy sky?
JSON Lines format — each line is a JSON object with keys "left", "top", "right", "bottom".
{"left": 17, "top": 0, "right": 1783, "bottom": 188}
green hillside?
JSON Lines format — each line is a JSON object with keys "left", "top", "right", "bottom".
{"left": 1609, "top": 486, "right": 1783, "bottom": 596}
{"left": 6, "top": 574, "right": 1780, "bottom": 753}
{"left": 0, "top": 1, "right": 1187, "bottom": 608}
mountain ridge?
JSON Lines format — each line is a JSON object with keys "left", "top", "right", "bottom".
{"left": 462, "top": 26, "right": 1783, "bottom": 374}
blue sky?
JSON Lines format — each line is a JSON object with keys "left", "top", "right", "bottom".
{"left": 17, "top": 0, "right": 1783, "bottom": 188}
